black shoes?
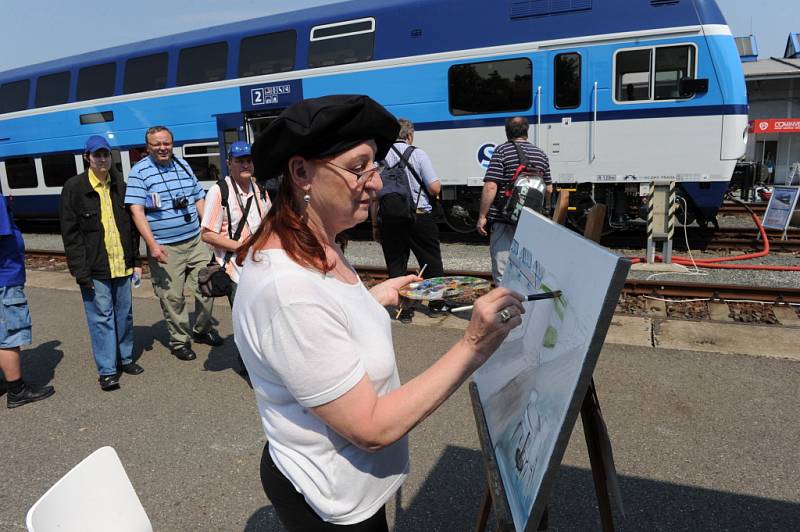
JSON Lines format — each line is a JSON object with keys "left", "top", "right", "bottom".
{"left": 427, "top": 303, "right": 450, "bottom": 318}
{"left": 120, "top": 362, "right": 144, "bottom": 375}
{"left": 193, "top": 329, "right": 224, "bottom": 347}
{"left": 7, "top": 383, "right": 55, "bottom": 408}
{"left": 98, "top": 374, "right": 120, "bottom": 391}
{"left": 398, "top": 309, "right": 414, "bottom": 324}
{"left": 172, "top": 345, "right": 197, "bottom": 361}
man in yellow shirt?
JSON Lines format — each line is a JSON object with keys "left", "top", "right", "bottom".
{"left": 60, "top": 136, "right": 143, "bottom": 391}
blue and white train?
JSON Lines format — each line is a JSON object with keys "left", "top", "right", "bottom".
{"left": 0, "top": 0, "right": 747, "bottom": 230}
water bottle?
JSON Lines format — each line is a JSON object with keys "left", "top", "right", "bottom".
{"left": 132, "top": 270, "right": 141, "bottom": 288}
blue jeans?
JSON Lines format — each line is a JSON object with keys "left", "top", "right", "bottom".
{"left": 80, "top": 277, "right": 134, "bottom": 377}
{"left": 490, "top": 222, "right": 514, "bottom": 286}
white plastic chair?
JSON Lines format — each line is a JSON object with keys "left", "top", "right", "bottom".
{"left": 26, "top": 446, "right": 153, "bottom": 532}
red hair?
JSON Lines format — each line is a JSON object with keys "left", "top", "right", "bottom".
{"left": 236, "top": 165, "right": 335, "bottom": 273}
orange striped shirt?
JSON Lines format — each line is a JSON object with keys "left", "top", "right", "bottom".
{"left": 201, "top": 177, "right": 270, "bottom": 283}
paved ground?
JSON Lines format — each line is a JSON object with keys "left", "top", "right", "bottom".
{"left": 1, "top": 284, "right": 799, "bottom": 531}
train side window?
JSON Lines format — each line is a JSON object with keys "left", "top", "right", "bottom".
{"left": 182, "top": 143, "right": 221, "bottom": 182}
{"left": 654, "top": 45, "right": 695, "bottom": 100}
{"left": 554, "top": 53, "right": 581, "bottom": 109}
{"left": 124, "top": 53, "right": 168, "bottom": 94}
{"left": 308, "top": 18, "right": 374, "bottom": 68}
{"left": 35, "top": 71, "right": 70, "bottom": 108}
{"left": 0, "top": 80, "right": 30, "bottom": 113}
{"left": 77, "top": 62, "right": 117, "bottom": 101}
{"left": 42, "top": 153, "right": 78, "bottom": 188}
{"left": 239, "top": 30, "right": 296, "bottom": 77}
{"left": 448, "top": 58, "right": 532, "bottom": 115}
{"left": 5, "top": 157, "right": 38, "bottom": 189}
{"left": 177, "top": 42, "right": 228, "bottom": 86}
{"left": 615, "top": 49, "right": 652, "bottom": 102}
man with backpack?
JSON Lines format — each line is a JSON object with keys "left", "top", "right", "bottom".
{"left": 476, "top": 117, "right": 552, "bottom": 285}
{"left": 201, "top": 141, "right": 271, "bottom": 372}
{"left": 373, "top": 118, "right": 445, "bottom": 322}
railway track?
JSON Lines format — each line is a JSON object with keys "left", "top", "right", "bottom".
{"left": 601, "top": 226, "right": 800, "bottom": 252}
{"left": 718, "top": 202, "right": 767, "bottom": 216}
{"left": 24, "top": 252, "right": 800, "bottom": 325}
{"left": 25, "top": 249, "right": 800, "bottom": 304}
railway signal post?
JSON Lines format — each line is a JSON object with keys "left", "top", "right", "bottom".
{"left": 646, "top": 182, "right": 677, "bottom": 264}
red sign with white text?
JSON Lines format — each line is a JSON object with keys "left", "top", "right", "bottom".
{"left": 748, "top": 119, "right": 800, "bottom": 134}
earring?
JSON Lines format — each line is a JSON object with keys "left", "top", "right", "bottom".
{"left": 303, "top": 193, "right": 311, "bottom": 204}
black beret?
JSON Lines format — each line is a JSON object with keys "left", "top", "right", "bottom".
{"left": 252, "top": 95, "right": 401, "bottom": 180}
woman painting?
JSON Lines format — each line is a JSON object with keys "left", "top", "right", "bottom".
{"left": 233, "top": 95, "right": 524, "bottom": 530}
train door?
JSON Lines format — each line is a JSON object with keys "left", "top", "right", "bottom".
{"left": 244, "top": 110, "right": 283, "bottom": 143}
{"left": 546, "top": 51, "right": 587, "bottom": 165}
{"left": 245, "top": 110, "right": 284, "bottom": 195}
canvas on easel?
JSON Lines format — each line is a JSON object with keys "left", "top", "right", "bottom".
{"left": 472, "top": 207, "right": 630, "bottom": 531}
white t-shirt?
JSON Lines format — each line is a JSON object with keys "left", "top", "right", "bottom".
{"left": 232, "top": 249, "right": 409, "bottom": 524}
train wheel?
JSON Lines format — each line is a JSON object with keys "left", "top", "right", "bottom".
{"left": 674, "top": 199, "right": 696, "bottom": 226}
{"left": 442, "top": 200, "right": 478, "bottom": 233}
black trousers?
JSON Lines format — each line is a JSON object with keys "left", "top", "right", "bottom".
{"left": 379, "top": 213, "right": 444, "bottom": 279}
{"left": 260, "top": 444, "right": 389, "bottom": 531}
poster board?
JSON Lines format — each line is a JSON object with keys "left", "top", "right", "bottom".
{"left": 762, "top": 186, "right": 800, "bottom": 235}
{"left": 472, "top": 208, "right": 630, "bottom": 531}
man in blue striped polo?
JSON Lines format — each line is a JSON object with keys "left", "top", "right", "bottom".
{"left": 125, "top": 126, "right": 223, "bottom": 361}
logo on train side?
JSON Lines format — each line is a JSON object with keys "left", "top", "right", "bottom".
{"left": 477, "top": 143, "right": 495, "bottom": 170}
{"left": 250, "top": 84, "right": 292, "bottom": 106}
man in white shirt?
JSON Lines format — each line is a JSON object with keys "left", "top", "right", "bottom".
{"left": 201, "top": 141, "right": 271, "bottom": 374}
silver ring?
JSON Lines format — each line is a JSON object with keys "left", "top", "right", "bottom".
{"left": 499, "top": 308, "right": 512, "bottom": 323}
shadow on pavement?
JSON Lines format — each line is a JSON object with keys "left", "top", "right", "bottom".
{"left": 391, "top": 447, "right": 800, "bottom": 531}
{"left": 548, "top": 465, "right": 800, "bottom": 530}
{"left": 395, "top": 445, "right": 487, "bottom": 531}
{"left": 244, "top": 505, "right": 282, "bottom": 531}
{"left": 20, "top": 339, "right": 63, "bottom": 386}
{"left": 133, "top": 323, "right": 163, "bottom": 357}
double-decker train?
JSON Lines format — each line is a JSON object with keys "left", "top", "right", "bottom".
{"left": 0, "top": 0, "right": 747, "bottom": 230}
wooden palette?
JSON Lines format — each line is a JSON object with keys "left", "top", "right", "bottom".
{"left": 398, "top": 276, "right": 491, "bottom": 301}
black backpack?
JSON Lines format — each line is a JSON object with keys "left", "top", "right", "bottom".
{"left": 377, "top": 145, "right": 423, "bottom": 224}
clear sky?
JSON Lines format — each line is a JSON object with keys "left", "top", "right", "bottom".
{"left": 0, "top": 0, "right": 794, "bottom": 73}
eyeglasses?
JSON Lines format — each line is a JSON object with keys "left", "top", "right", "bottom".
{"left": 323, "top": 160, "right": 385, "bottom": 186}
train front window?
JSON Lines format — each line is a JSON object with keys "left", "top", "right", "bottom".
{"left": 655, "top": 46, "right": 695, "bottom": 100}
{"left": 615, "top": 49, "right": 651, "bottom": 102}
{"left": 239, "top": 30, "right": 296, "bottom": 77}
{"left": 308, "top": 18, "right": 374, "bottom": 68}
{"left": 178, "top": 42, "right": 228, "bottom": 86}
{"left": 5, "top": 157, "right": 38, "bottom": 189}
{"left": 554, "top": 53, "right": 581, "bottom": 109}
{"left": 42, "top": 154, "right": 77, "bottom": 188}
{"left": 124, "top": 53, "right": 168, "bottom": 94}
{"left": 35, "top": 71, "right": 70, "bottom": 108}
{"left": 0, "top": 80, "right": 30, "bottom": 113}
{"left": 448, "top": 58, "right": 532, "bottom": 115}
{"left": 77, "top": 62, "right": 117, "bottom": 101}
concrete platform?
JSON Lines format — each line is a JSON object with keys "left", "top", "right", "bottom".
{"left": 2, "top": 275, "right": 799, "bottom": 530}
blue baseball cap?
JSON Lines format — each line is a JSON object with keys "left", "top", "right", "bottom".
{"left": 85, "top": 135, "right": 112, "bottom": 154}
{"left": 227, "top": 141, "right": 252, "bottom": 159}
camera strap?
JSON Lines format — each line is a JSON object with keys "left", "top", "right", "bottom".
{"left": 153, "top": 158, "right": 191, "bottom": 207}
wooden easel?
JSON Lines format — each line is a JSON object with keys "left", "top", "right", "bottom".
{"left": 475, "top": 204, "right": 623, "bottom": 532}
